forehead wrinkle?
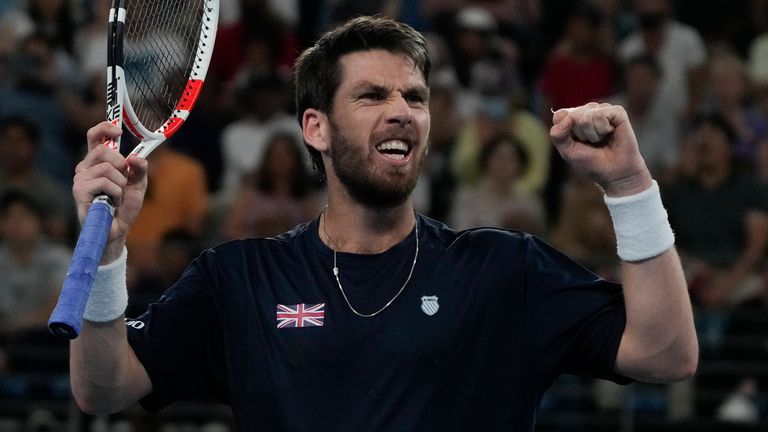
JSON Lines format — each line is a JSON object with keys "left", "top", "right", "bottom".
{"left": 340, "top": 51, "right": 425, "bottom": 83}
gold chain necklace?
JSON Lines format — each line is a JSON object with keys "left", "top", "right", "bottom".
{"left": 322, "top": 211, "right": 419, "bottom": 318}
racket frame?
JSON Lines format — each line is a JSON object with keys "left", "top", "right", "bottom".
{"left": 48, "top": 0, "right": 219, "bottom": 339}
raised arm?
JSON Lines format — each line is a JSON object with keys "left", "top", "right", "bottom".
{"left": 550, "top": 103, "right": 698, "bottom": 383}
{"left": 69, "top": 122, "right": 152, "bottom": 413}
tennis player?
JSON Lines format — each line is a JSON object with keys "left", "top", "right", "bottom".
{"left": 68, "top": 16, "right": 697, "bottom": 431}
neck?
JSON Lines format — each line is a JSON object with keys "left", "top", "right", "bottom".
{"left": 320, "top": 194, "right": 416, "bottom": 254}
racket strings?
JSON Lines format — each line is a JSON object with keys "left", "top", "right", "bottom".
{"left": 124, "top": 0, "right": 207, "bottom": 132}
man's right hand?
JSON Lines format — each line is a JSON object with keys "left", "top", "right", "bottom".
{"left": 73, "top": 122, "right": 149, "bottom": 264}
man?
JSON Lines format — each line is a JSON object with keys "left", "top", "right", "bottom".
{"left": 618, "top": 0, "right": 707, "bottom": 120}
{"left": 68, "top": 17, "right": 697, "bottom": 431}
{"left": 0, "top": 116, "right": 75, "bottom": 241}
{"left": 665, "top": 113, "right": 768, "bottom": 308}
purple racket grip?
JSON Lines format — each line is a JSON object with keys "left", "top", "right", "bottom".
{"left": 48, "top": 195, "right": 115, "bottom": 339}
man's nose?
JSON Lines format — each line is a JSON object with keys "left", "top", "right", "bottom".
{"left": 386, "top": 95, "right": 414, "bottom": 127}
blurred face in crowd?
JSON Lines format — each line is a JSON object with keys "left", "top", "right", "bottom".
{"left": 624, "top": 61, "right": 660, "bottom": 108}
{"left": 0, "top": 202, "right": 43, "bottom": 245}
{"left": 634, "top": 0, "right": 670, "bottom": 27}
{"left": 709, "top": 54, "right": 749, "bottom": 106}
{"left": 689, "top": 122, "right": 733, "bottom": 174}
{"left": 262, "top": 135, "right": 302, "bottom": 181}
{"left": 0, "top": 124, "right": 37, "bottom": 175}
{"left": 486, "top": 139, "right": 524, "bottom": 186}
{"left": 457, "top": 29, "right": 490, "bottom": 61}
{"left": 567, "top": 16, "right": 600, "bottom": 54}
{"left": 634, "top": 0, "right": 670, "bottom": 51}
{"left": 326, "top": 49, "right": 430, "bottom": 208}
{"left": 426, "top": 86, "right": 457, "bottom": 147}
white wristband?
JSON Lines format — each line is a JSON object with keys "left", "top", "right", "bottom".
{"left": 83, "top": 246, "right": 129, "bottom": 322}
{"left": 604, "top": 180, "right": 675, "bottom": 262}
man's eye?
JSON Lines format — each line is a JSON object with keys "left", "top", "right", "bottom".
{"left": 406, "top": 94, "right": 426, "bottom": 104}
{"left": 360, "top": 92, "right": 385, "bottom": 101}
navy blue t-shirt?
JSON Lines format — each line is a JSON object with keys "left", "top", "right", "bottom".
{"left": 127, "top": 215, "right": 629, "bottom": 431}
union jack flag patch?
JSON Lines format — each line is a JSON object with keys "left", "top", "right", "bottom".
{"left": 276, "top": 303, "right": 325, "bottom": 329}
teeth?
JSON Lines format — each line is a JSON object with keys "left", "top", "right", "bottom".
{"left": 376, "top": 140, "right": 409, "bottom": 152}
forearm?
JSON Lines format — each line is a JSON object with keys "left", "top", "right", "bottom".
{"left": 69, "top": 243, "right": 151, "bottom": 414}
{"left": 617, "top": 248, "right": 698, "bottom": 383}
{"left": 548, "top": 104, "right": 699, "bottom": 382}
{"left": 70, "top": 318, "right": 152, "bottom": 414}
{"left": 604, "top": 181, "right": 698, "bottom": 382}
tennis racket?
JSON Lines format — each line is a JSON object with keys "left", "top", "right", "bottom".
{"left": 48, "top": 0, "right": 219, "bottom": 339}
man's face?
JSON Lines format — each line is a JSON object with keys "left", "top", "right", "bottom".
{"left": 691, "top": 123, "right": 731, "bottom": 172}
{"left": 0, "top": 202, "right": 42, "bottom": 244}
{"left": 326, "top": 50, "right": 430, "bottom": 208}
{"left": 0, "top": 125, "right": 36, "bottom": 173}
{"left": 625, "top": 63, "right": 659, "bottom": 104}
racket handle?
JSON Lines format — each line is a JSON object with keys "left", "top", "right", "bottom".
{"left": 48, "top": 194, "right": 116, "bottom": 339}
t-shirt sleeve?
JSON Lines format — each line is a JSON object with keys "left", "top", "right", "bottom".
{"left": 126, "top": 252, "right": 227, "bottom": 411}
{"left": 521, "top": 235, "right": 632, "bottom": 384}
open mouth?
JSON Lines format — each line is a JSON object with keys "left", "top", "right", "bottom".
{"left": 375, "top": 140, "right": 412, "bottom": 161}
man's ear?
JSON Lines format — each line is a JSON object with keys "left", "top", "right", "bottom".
{"left": 302, "top": 108, "right": 330, "bottom": 153}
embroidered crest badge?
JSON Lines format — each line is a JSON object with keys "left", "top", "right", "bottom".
{"left": 420, "top": 295, "right": 439, "bottom": 316}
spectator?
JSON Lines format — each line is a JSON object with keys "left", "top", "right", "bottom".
{"left": 224, "top": 132, "right": 321, "bottom": 239}
{"left": 449, "top": 133, "right": 545, "bottom": 235}
{"left": 0, "top": 32, "right": 75, "bottom": 182}
{"left": 538, "top": 3, "right": 615, "bottom": 117}
{"left": 0, "top": 189, "right": 71, "bottom": 335}
{"left": 212, "top": 0, "right": 298, "bottom": 86}
{"left": 537, "top": 3, "right": 615, "bottom": 218}
{"left": 422, "top": 77, "right": 460, "bottom": 221}
{"left": 705, "top": 47, "right": 768, "bottom": 162}
{"left": 126, "top": 145, "right": 209, "bottom": 276}
{"left": 25, "top": 0, "right": 77, "bottom": 54}
{"left": 715, "top": 260, "right": 768, "bottom": 424}
{"left": 664, "top": 113, "right": 768, "bottom": 308}
{"left": 618, "top": 0, "right": 707, "bottom": 121}
{"left": 610, "top": 54, "right": 681, "bottom": 179}
{"left": 219, "top": 72, "right": 302, "bottom": 202}
{"left": 0, "top": 189, "right": 71, "bottom": 409}
{"left": 127, "top": 229, "right": 203, "bottom": 318}
{"left": 0, "top": 116, "right": 74, "bottom": 242}
{"left": 549, "top": 169, "right": 618, "bottom": 277}
{"left": 448, "top": 5, "right": 523, "bottom": 97}
{"left": 451, "top": 94, "right": 551, "bottom": 194}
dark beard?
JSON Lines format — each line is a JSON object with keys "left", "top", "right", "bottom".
{"left": 329, "top": 119, "right": 421, "bottom": 209}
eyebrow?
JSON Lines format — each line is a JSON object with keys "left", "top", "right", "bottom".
{"left": 351, "top": 81, "right": 430, "bottom": 97}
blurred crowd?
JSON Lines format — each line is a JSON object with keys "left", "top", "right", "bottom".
{"left": 2, "top": 0, "right": 768, "bottom": 428}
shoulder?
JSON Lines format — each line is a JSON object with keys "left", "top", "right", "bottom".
{"left": 205, "top": 220, "right": 314, "bottom": 259}
{"left": 421, "top": 214, "right": 531, "bottom": 254}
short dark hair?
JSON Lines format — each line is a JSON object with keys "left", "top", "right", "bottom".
{"left": 622, "top": 54, "right": 662, "bottom": 78}
{"left": 0, "top": 189, "right": 45, "bottom": 220}
{"left": 480, "top": 134, "right": 529, "bottom": 172}
{"left": 0, "top": 116, "right": 40, "bottom": 144}
{"left": 689, "top": 111, "right": 737, "bottom": 144}
{"left": 293, "top": 16, "right": 431, "bottom": 181}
